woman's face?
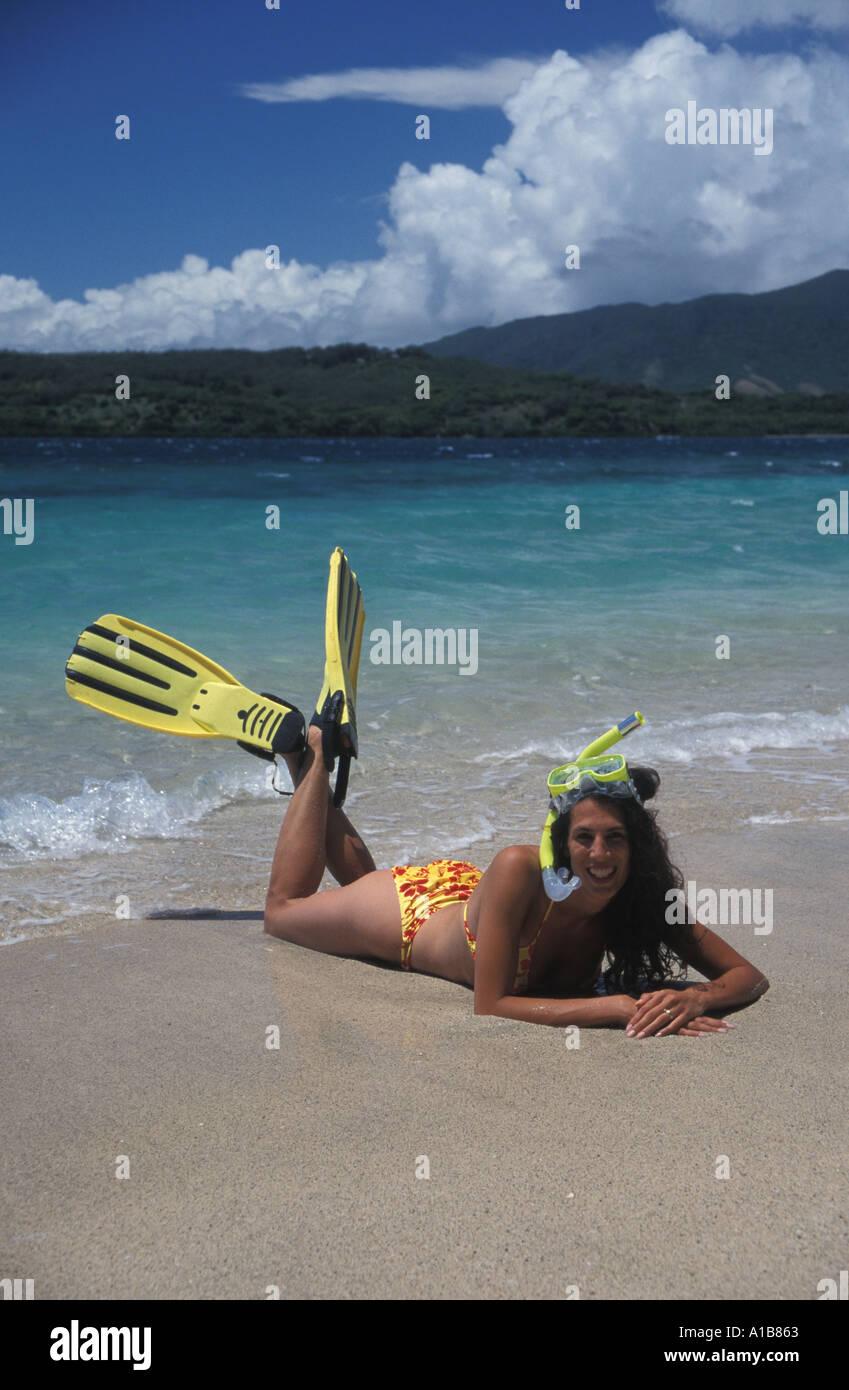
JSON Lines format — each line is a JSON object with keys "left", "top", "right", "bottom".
{"left": 566, "top": 797, "right": 630, "bottom": 901}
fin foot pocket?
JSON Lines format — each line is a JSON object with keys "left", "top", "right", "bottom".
{"left": 239, "top": 694, "right": 305, "bottom": 761}
{"left": 310, "top": 692, "right": 353, "bottom": 810}
{"left": 310, "top": 691, "right": 346, "bottom": 769}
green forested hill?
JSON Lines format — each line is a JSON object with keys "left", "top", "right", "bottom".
{"left": 1, "top": 343, "right": 847, "bottom": 437}
{"left": 423, "top": 269, "right": 849, "bottom": 394}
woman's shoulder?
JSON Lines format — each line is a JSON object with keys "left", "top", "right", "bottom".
{"left": 484, "top": 844, "right": 541, "bottom": 892}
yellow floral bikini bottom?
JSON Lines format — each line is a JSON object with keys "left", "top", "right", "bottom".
{"left": 391, "top": 859, "right": 482, "bottom": 969}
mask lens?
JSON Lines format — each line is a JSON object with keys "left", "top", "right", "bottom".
{"left": 586, "top": 756, "right": 623, "bottom": 778}
{"left": 548, "top": 763, "right": 578, "bottom": 795}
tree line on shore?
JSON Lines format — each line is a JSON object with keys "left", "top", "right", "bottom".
{"left": 1, "top": 345, "right": 846, "bottom": 437}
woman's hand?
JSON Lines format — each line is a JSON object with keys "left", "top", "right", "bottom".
{"left": 625, "top": 988, "right": 734, "bottom": 1039}
{"left": 610, "top": 994, "right": 639, "bottom": 1027}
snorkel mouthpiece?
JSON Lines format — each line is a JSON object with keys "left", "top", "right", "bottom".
{"left": 540, "top": 712, "right": 645, "bottom": 901}
{"left": 540, "top": 808, "right": 582, "bottom": 901}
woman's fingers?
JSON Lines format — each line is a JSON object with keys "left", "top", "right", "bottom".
{"left": 628, "top": 1010, "right": 732, "bottom": 1038}
{"left": 631, "top": 1010, "right": 672, "bottom": 1036}
{"left": 627, "top": 991, "right": 676, "bottom": 1032}
{"left": 667, "top": 1017, "right": 732, "bottom": 1037}
{"left": 627, "top": 998, "right": 681, "bottom": 1036}
{"left": 630, "top": 992, "right": 667, "bottom": 1020}
{"left": 626, "top": 987, "right": 735, "bottom": 1038}
{"left": 690, "top": 1015, "right": 733, "bottom": 1032}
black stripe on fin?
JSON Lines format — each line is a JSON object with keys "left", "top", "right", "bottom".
{"left": 346, "top": 588, "right": 361, "bottom": 664}
{"left": 86, "top": 623, "right": 198, "bottom": 678}
{"left": 65, "top": 667, "right": 179, "bottom": 716}
{"left": 249, "top": 705, "right": 269, "bottom": 736}
{"left": 237, "top": 703, "right": 259, "bottom": 734}
{"left": 262, "top": 710, "right": 283, "bottom": 743}
{"left": 70, "top": 644, "right": 171, "bottom": 690}
{"left": 256, "top": 705, "right": 281, "bottom": 741}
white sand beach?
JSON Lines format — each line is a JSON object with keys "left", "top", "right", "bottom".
{"left": 2, "top": 818, "right": 845, "bottom": 1301}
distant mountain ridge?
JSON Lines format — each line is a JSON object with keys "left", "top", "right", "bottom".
{"left": 423, "top": 270, "right": 849, "bottom": 394}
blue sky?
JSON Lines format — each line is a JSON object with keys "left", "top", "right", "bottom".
{"left": 1, "top": 0, "right": 847, "bottom": 350}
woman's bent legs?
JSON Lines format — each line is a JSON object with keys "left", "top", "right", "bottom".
{"left": 268, "top": 733, "right": 375, "bottom": 900}
{"left": 265, "top": 867, "right": 403, "bottom": 963}
{"left": 264, "top": 729, "right": 401, "bottom": 963}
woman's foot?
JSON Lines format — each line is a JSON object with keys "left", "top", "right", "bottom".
{"left": 278, "top": 725, "right": 324, "bottom": 789}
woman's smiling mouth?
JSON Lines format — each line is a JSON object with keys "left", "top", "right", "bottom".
{"left": 586, "top": 865, "right": 618, "bottom": 884}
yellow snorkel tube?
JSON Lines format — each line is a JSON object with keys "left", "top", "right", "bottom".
{"left": 540, "top": 712, "right": 646, "bottom": 901}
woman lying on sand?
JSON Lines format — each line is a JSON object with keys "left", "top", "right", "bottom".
{"left": 263, "top": 717, "right": 769, "bottom": 1037}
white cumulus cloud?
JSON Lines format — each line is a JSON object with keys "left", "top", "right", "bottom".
{"left": 658, "top": 0, "right": 849, "bottom": 37}
{"left": 239, "top": 57, "right": 543, "bottom": 109}
{"left": 2, "top": 30, "right": 848, "bottom": 352}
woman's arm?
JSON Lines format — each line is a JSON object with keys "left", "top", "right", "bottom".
{"left": 471, "top": 846, "right": 633, "bottom": 1028}
{"left": 480, "top": 990, "right": 635, "bottom": 1029}
{"left": 676, "top": 922, "right": 769, "bottom": 1009}
{"left": 626, "top": 922, "right": 769, "bottom": 1037}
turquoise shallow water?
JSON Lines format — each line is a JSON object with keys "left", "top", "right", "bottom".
{"left": 1, "top": 435, "right": 848, "bottom": 935}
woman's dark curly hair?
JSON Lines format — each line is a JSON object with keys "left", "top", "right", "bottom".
{"left": 550, "top": 766, "right": 694, "bottom": 994}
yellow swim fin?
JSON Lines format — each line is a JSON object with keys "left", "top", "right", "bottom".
{"left": 310, "top": 548, "right": 364, "bottom": 806}
{"left": 65, "top": 615, "right": 305, "bottom": 760}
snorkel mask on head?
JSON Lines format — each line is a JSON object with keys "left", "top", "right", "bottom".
{"left": 540, "top": 712, "right": 646, "bottom": 902}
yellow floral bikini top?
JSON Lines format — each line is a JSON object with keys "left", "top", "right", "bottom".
{"left": 463, "top": 897, "right": 554, "bottom": 994}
